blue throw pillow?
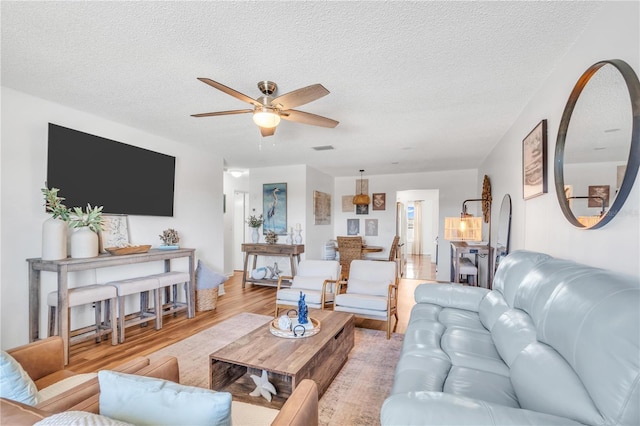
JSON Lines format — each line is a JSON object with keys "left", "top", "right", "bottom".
{"left": 196, "top": 259, "right": 228, "bottom": 290}
{"left": 99, "top": 371, "right": 231, "bottom": 426}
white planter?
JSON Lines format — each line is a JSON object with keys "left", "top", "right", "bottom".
{"left": 70, "top": 226, "right": 99, "bottom": 258}
{"left": 42, "top": 217, "right": 68, "bottom": 260}
{"left": 251, "top": 228, "right": 260, "bottom": 243}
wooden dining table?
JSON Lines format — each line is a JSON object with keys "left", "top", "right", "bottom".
{"left": 335, "top": 244, "right": 383, "bottom": 253}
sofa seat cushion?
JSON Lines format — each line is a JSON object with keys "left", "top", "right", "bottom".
{"left": 441, "top": 327, "right": 509, "bottom": 377}
{"left": 277, "top": 288, "right": 334, "bottom": 306}
{"left": 444, "top": 366, "right": 519, "bottom": 408}
{"left": 392, "top": 352, "right": 451, "bottom": 394}
{"left": 335, "top": 294, "right": 390, "bottom": 313}
{"left": 231, "top": 401, "right": 279, "bottom": 425}
{"left": 38, "top": 373, "right": 98, "bottom": 402}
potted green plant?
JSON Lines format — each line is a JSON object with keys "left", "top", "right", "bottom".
{"left": 68, "top": 204, "right": 104, "bottom": 258}
{"left": 246, "top": 214, "right": 264, "bottom": 243}
{"left": 41, "top": 186, "right": 70, "bottom": 260}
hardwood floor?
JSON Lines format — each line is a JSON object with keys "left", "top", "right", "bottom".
{"left": 67, "top": 271, "right": 431, "bottom": 374}
{"left": 404, "top": 254, "right": 437, "bottom": 281}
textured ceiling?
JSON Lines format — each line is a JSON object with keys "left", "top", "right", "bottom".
{"left": 1, "top": 1, "right": 603, "bottom": 177}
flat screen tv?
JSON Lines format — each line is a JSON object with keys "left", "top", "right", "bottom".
{"left": 47, "top": 123, "right": 176, "bottom": 216}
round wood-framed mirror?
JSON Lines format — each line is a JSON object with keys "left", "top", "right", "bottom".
{"left": 555, "top": 59, "right": 640, "bottom": 229}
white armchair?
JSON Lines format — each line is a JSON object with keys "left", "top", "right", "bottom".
{"left": 275, "top": 260, "right": 341, "bottom": 316}
{"left": 334, "top": 260, "right": 398, "bottom": 339}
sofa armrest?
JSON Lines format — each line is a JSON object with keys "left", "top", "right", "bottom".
{"left": 271, "top": 379, "right": 318, "bottom": 426}
{"left": 414, "top": 283, "right": 488, "bottom": 312}
{"left": 381, "top": 392, "right": 584, "bottom": 426}
{"left": 7, "top": 337, "right": 66, "bottom": 382}
{"left": 1, "top": 397, "right": 48, "bottom": 425}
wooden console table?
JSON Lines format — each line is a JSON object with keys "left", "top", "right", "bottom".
{"left": 27, "top": 248, "right": 195, "bottom": 364}
{"left": 450, "top": 242, "right": 492, "bottom": 289}
{"left": 241, "top": 244, "right": 304, "bottom": 288}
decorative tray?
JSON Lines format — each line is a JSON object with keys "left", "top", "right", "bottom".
{"left": 269, "top": 317, "right": 321, "bottom": 339}
{"left": 105, "top": 245, "right": 151, "bottom": 255}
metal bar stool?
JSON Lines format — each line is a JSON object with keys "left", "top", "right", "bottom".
{"left": 108, "top": 277, "right": 161, "bottom": 343}
{"left": 146, "top": 271, "right": 191, "bottom": 318}
{"left": 47, "top": 284, "right": 118, "bottom": 346}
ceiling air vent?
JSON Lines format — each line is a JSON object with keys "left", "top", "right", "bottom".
{"left": 312, "top": 145, "right": 335, "bottom": 151}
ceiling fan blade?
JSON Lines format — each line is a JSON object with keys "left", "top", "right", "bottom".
{"left": 280, "top": 109, "right": 339, "bottom": 128}
{"left": 191, "top": 109, "right": 253, "bottom": 118}
{"left": 270, "top": 84, "right": 329, "bottom": 110}
{"left": 197, "top": 78, "right": 262, "bottom": 107}
{"left": 260, "top": 126, "right": 276, "bottom": 137}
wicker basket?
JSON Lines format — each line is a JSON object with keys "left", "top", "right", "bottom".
{"left": 196, "top": 287, "right": 219, "bottom": 311}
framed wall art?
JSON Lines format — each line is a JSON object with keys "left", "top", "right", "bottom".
{"left": 356, "top": 204, "right": 369, "bottom": 215}
{"left": 588, "top": 185, "right": 610, "bottom": 208}
{"left": 313, "top": 191, "right": 331, "bottom": 225}
{"left": 365, "top": 219, "right": 378, "bottom": 236}
{"left": 99, "top": 214, "right": 130, "bottom": 252}
{"left": 347, "top": 219, "right": 359, "bottom": 235}
{"left": 263, "top": 182, "right": 287, "bottom": 235}
{"left": 372, "top": 193, "right": 386, "bottom": 210}
{"left": 342, "top": 195, "right": 354, "bottom": 212}
{"left": 522, "top": 119, "right": 548, "bottom": 200}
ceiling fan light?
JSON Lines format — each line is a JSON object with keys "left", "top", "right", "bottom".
{"left": 253, "top": 109, "right": 281, "bottom": 128}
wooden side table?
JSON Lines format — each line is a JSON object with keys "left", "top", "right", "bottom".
{"left": 241, "top": 244, "right": 304, "bottom": 288}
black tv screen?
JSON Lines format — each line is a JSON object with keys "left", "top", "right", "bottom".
{"left": 47, "top": 123, "right": 176, "bottom": 216}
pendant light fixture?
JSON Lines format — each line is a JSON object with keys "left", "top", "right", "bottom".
{"left": 352, "top": 169, "right": 371, "bottom": 206}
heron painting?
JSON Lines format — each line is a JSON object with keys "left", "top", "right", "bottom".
{"left": 263, "top": 183, "right": 287, "bottom": 235}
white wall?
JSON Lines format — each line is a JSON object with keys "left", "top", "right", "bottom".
{"left": 223, "top": 171, "right": 250, "bottom": 274}
{"left": 479, "top": 2, "right": 640, "bottom": 277}
{"left": 1, "top": 88, "right": 225, "bottom": 349}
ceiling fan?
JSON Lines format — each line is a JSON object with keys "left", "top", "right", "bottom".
{"left": 191, "top": 78, "right": 339, "bottom": 137}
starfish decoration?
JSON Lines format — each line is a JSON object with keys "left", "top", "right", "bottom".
{"left": 249, "top": 370, "right": 277, "bottom": 402}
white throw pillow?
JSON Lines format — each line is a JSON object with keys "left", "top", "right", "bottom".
{"left": 35, "top": 411, "right": 134, "bottom": 426}
{"left": 291, "top": 276, "right": 331, "bottom": 291}
{"left": 346, "top": 277, "right": 391, "bottom": 297}
{"left": 99, "top": 370, "right": 232, "bottom": 426}
{"left": 0, "top": 350, "right": 41, "bottom": 405}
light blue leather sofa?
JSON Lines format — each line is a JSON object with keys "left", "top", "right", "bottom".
{"left": 381, "top": 250, "right": 639, "bottom": 425}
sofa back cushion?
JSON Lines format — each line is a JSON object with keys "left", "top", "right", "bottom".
{"left": 505, "top": 255, "right": 640, "bottom": 426}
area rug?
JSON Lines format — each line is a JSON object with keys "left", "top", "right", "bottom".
{"left": 147, "top": 312, "right": 403, "bottom": 426}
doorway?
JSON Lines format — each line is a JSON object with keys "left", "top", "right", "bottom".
{"left": 396, "top": 189, "right": 439, "bottom": 280}
{"left": 233, "top": 191, "right": 249, "bottom": 271}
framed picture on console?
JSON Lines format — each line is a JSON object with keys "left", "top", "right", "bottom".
{"left": 99, "top": 214, "right": 130, "bottom": 252}
{"left": 263, "top": 183, "right": 287, "bottom": 235}
{"left": 522, "top": 119, "right": 548, "bottom": 200}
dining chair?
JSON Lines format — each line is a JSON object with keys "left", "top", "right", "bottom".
{"left": 334, "top": 260, "right": 398, "bottom": 339}
{"left": 274, "top": 260, "right": 341, "bottom": 316}
{"left": 336, "top": 236, "right": 364, "bottom": 280}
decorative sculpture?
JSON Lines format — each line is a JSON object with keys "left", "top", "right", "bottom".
{"left": 249, "top": 370, "right": 277, "bottom": 402}
{"left": 298, "top": 291, "right": 308, "bottom": 325}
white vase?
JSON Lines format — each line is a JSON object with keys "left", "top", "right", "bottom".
{"left": 70, "top": 226, "right": 99, "bottom": 258}
{"left": 42, "top": 217, "right": 68, "bottom": 260}
{"left": 294, "top": 229, "right": 302, "bottom": 244}
{"left": 251, "top": 228, "right": 260, "bottom": 243}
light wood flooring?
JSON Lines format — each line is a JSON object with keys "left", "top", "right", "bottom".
{"left": 67, "top": 271, "right": 432, "bottom": 374}
{"left": 404, "top": 254, "right": 437, "bottom": 281}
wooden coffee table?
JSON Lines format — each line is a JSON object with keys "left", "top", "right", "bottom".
{"left": 209, "top": 309, "right": 355, "bottom": 408}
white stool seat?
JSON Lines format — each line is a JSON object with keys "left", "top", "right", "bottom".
{"left": 147, "top": 272, "right": 191, "bottom": 318}
{"left": 108, "top": 277, "right": 161, "bottom": 343}
{"left": 47, "top": 285, "right": 118, "bottom": 346}
{"left": 458, "top": 257, "right": 478, "bottom": 286}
